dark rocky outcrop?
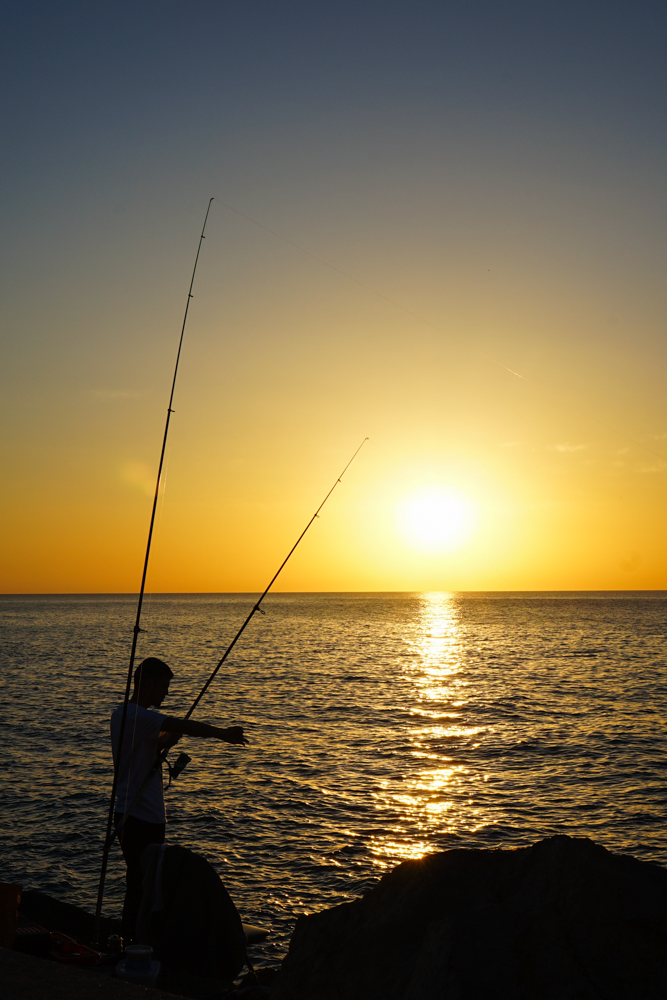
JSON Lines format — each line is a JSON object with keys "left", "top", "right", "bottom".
{"left": 271, "top": 836, "right": 667, "bottom": 1000}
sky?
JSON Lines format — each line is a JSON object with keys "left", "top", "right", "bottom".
{"left": 1, "top": 0, "right": 666, "bottom": 593}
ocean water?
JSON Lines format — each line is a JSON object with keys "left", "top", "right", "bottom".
{"left": 1, "top": 591, "right": 666, "bottom": 965}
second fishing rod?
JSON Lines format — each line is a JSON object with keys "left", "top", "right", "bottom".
{"left": 106, "top": 436, "right": 368, "bottom": 845}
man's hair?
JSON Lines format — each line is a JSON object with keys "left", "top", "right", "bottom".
{"left": 133, "top": 657, "right": 173, "bottom": 687}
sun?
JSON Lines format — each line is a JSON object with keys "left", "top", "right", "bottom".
{"left": 399, "top": 487, "right": 476, "bottom": 552}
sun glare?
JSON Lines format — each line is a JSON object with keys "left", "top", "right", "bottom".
{"left": 399, "top": 487, "right": 476, "bottom": 552}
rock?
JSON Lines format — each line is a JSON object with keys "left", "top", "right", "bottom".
{"left": 19, "top": 890, "right": 121, "bottom": 948}
{"left": 270, "top": 836, "right": 667, "bottom": 1000}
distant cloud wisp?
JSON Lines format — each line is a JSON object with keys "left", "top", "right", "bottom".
{"left": 640, "top": 461, "right": 667, "bottom": 474}
{"left": 554, "top": 443, "right": 586, "bottom": 453}
{"left": 121, "top": 460, "right": 156, "bottom": 496}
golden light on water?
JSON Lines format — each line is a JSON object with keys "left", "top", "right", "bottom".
{"left": 398, "top": 488, "right": 477, "bottom": 553}
{"left": 414, "top": 592, "right": 466, "bottom": 697}
{"left": 368, "top": 593, "right": 494, "bottom": 867}
{"left": 369, "top": 838, "right": 433, "bottom": 864}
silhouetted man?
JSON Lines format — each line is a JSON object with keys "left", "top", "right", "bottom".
{"left": 110, "top": 656, "right": 247, "bottom": 943}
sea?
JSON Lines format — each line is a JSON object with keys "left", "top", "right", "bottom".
{"left": 1, "top": 592, "right": 666, "bottom": 966}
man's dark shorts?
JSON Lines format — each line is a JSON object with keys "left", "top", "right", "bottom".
{"left": 114, "top": 812, "right": 165, "bottom": 943}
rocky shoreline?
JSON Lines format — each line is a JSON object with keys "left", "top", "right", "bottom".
{"left": 273, "top": 835, "right": 667, "bottom": 999}
{"left": 6, "top": 835, "right": 667, "bottom": 999}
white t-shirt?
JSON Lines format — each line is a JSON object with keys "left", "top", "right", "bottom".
{"left": 110, "top": 702, "right": 167, "bottom": 824}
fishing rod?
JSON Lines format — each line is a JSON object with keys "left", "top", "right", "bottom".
{"left": 105, "top": 437, "right": 368, "bottom": 846}
{"left": 186, "top": 437, "right": 369, "bottom": 718}
{"left": 94, "top": 199, "right": 214, "bottom": 941}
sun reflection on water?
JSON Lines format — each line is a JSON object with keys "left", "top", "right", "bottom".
{"left": 415, "top": 591, "right": 464, "bottom": 695}
{"left": 369, "top": 592, "right": 490, "bottom": 867}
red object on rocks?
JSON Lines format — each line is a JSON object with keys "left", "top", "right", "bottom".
{"left": 49, "top": 931, "right": 104, "bottom": 966}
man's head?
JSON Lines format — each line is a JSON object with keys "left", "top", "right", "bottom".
{"left": 133, "top": 657, "right": 173, "bottom": 707}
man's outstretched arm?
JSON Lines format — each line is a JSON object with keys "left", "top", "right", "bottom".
{"left": 161, "top": 717, "right": 248, "bottom": 745}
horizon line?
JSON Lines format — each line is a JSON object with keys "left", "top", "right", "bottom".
{"left": 2, "top": 589, "right": 666, "bottom": 598}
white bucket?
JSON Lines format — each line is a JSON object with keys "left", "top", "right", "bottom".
{"left": 116, "top": 944, "right": 161, "bottom": 987}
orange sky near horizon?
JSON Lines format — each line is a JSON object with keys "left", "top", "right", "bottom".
{"left": 3, "top": 210, "right": 666, "bottom": 595}
{"left": 2, "top": 5, "right": 666, "bottom": 594}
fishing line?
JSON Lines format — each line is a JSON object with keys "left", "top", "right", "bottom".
{"left": 219, "top": 200, "right": 667, "bottom": 466}
{"left": 94, "top": 198, "right": 215, "bottom": 942}
{"left": 121, "top": 441, "right": 171, "bottom": 818}
{"left": 121, "top": 717, "right": 140, "bottom": 817}
{"left": 143, "top": 433, "right": 173, "bottom": 622}
{"left": 121, "top": 445, "right": 173, "bottom": 815}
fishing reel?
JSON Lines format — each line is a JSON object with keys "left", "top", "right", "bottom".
{"left": 165, "top": 752, "right": 192, "bottom": 790}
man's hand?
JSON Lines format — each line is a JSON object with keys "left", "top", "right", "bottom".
{"left": 222, "top": 726, "right": 248, "bottom": 746}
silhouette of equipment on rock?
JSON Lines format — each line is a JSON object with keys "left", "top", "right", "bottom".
{"left": 137, "top": 845, "right": 248, "bottom": 982}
